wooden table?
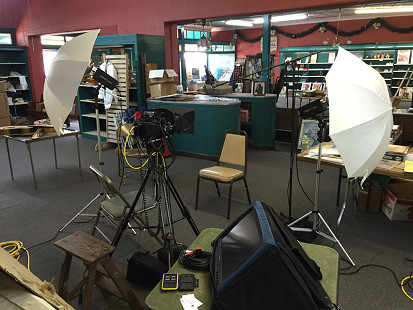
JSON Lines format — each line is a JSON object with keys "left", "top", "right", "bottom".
{"left": 3, "top": 129, "right": 82, "bottom": 189}
{"left": 145, "top": 228, "right": 339, "bottom": 310}
{"left": 297, "top": 145, "right": 413, "bottom": 210}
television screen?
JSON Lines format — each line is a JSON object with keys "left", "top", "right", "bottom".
{"left": 220, "top": 208, "right": 262, "bottom": 281}
{"left": 210, "top": 202, "right": 333, "bottom": 310}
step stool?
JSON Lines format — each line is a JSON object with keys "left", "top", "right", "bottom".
{"left": 54, "top": 231, "right": 142, "bottom": 310}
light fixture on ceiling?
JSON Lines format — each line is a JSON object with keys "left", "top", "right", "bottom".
{"left": 225, "top": 20, "right": 254, "bottom": 27}
{"left": 355, "top": 5, "right": 413, "bottom": 14}
{"left": 252, "top": 13, "right": 308, "bottom": 24}
{"left": 197, "top": 19, "right": 211, "bottom": 50}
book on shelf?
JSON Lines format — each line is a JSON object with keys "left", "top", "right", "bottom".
{"left": 397, "top": 50, "right": 410, "bottom": 64}
{"left": 328, "top": 52, "right": 336, "bottom": 63}
{"left": 310, "top": 54, "right": 318, "bottom": 64}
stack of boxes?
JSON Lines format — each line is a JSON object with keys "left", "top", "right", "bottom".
{"left": 0, "top": 81, "right": 11, "bottom": 126}
{"left": 148, "top": 69, "right": 177, "bottom": 98}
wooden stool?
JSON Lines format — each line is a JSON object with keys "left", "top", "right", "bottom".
{"left": 54, "top": 231, "right": 142, "bottom": 310}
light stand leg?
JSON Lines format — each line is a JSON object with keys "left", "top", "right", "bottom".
{"left": 59, "top": 87, "right": 104, "bottom": 232}
{"left": 287, "top": 61, "right": 297, "bottom": 220}
{"left": 59, "top": 193, "right": 103, "bottom": 232}
{"left": 289, "top": 117, "right": 355, "bottom": 266}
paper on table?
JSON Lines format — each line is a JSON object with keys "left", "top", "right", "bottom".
{"left": 308, "top": 144, "right": 340, "bottom": 157}
{"left": 404, "top": 160, "right": 413, "bottom": 173}
{"left": 180, "top": 294, "right": 203, "bottom": 310}
{"left": 376, "top": 159, "right": 400, "bottom": 170}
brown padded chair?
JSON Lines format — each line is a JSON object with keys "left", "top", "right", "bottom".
{"left": 195, "top": 129, "right": 252, "bottom": 219}
{"left": 116, "top": 123, "right": 148, "bottom": 184}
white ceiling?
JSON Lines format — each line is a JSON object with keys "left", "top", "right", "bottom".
{"left": 184, "top": 2, "right": 413, "bottom": 31}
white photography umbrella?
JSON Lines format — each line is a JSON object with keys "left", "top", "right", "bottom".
{"left": 326, "top": 47, "right": 393, "bottom": 184}
{"left": 43, "top": 29, "right": 100, "bottom": 135}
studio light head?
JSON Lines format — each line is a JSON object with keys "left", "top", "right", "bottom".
{"left": 298, "top": 98, "right": 329, "bottom": 119}
{"left": 92, "top": 68, "right": 118, "bottom": 90}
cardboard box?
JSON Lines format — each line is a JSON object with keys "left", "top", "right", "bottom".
{"left": 145, "top": 63, "right": 157, "bottom": 93}
{"left": 149, "top": 69, "right": 177, "bottom": 84}
{"left": 150, "top": 82, "right": 176, "bottom": 98}
{"left": 0, "top": 115, "right": 11, "bottom": 126}
{"left": 0, "top": 92, "right": 10, "bottom": 118}
{"left": 381, "top": 182, "right": 413, "bottom": 221}
{"left": 356, "top": 181, "right": 382, "bottom": 212}
{"left": 0, "top": 81, "right": 6, "bottom": 93}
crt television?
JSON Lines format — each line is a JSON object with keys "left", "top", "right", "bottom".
{"left": 210, "top": 201, "right": 334, "bottom": 310}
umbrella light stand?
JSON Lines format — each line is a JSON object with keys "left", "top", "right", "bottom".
{"left": 59, "top": 86, "right": 106, "bottom": 233}
{"left": 288, "top": 117, "right": 355, "bottom": 266}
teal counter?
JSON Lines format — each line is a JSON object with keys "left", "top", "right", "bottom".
{"left": 147, "top": 95, "right": 240, "bottom": 157}
{"left": 216, "top": 93, "right": 276, "bottom": 148}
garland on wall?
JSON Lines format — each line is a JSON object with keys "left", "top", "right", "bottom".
{"left": 234, "top": 17, "right": 413, "bottom": 42}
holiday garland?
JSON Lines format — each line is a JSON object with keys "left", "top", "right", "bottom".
{"left": 234, "top": 17, "right": 413, "bottom": 42}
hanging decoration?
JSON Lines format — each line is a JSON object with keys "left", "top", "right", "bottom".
{"left": 234, "top": 17, "right": 413, "bottom": 42}
{"left": 373, "top": 22, "right": 381, "bottom": 30}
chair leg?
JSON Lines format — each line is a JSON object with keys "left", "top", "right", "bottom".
{"left": 227, "top": 182, "right": 234, "bottom": 219}
{"left": 214, "top": 181, "right": 221, "bottom": 197}
{"left": 91, "top": 208, "right": 102, "bottom": 236}
{"left": 243, "top": 177, "right": 252, "bottom": 205}
{"left": 195, "top": 175, "right": 200, "bottom": 210}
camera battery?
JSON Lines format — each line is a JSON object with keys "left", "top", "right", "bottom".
{"left": 179, "top": 274, "right": 199, "bottom": 291}
{"left": 161, "top": 273, "right": 179, "bottom": 291}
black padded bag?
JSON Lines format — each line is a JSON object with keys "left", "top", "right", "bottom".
{"left": 127, "top": 250, "right": 168, "bottom": 287}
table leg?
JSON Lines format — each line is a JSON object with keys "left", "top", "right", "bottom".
{"left": 53, "top": 138, "right": 58, "bottom": 169}
{"left": 5, "top": 138, "right": 14, "bottom": 180}
{"left": 26, "top": 142, "right": 37, "bottom": 189}
{"left": 336, "top": 168, "right": 342, "bottom": 206}
{"left": 76, "top": 134, "right": 82, "bottom": 176}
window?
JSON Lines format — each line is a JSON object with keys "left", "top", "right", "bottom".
{"left": 0, "top": 33, "right": 12, "bottom": 45}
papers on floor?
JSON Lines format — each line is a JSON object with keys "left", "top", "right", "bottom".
{"left": 180, "top": 294, "right": 202, "bottom": 310}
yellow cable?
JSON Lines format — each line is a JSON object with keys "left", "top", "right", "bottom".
{"left": 0, "top": 241, "right": 30, "bottom": 270}
{"left": 123, "top": 125, "right": 154, "bottom": 170}
{"left": 401, "top": 276, "right": 413, "bottom": 301}
{"left": 161, "top": 153, "right": 168, "bottom": 180}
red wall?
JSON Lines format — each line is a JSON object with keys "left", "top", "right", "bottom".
{"left": 0, "top": 0, "right": 395, "bottom": 101}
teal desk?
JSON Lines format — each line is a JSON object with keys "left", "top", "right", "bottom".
{"left": 145, "top": 228, "right": 339, "bottom": 310}
{"left": 147, "top": 96, "right": 240, "bottom": 157}
{"left": 216, "top": 93, "right": 277, "bottom": 148}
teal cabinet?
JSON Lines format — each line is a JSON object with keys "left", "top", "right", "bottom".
{"left": 217, "top": 93, "right": 277, "bottom": 148}
{"left": 147, "top": 97, "right": 240, "bottom": 157}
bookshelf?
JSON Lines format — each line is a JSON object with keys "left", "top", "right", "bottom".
{"left": 280, "top": 43, "right": 413, "bottom": 96}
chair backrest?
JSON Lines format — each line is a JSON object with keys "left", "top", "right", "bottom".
{"left": 116, "top": 123, "right": 144, "bottom": 152}
{"left": 89, "top": 165, "right": 132, "bottom": 208}
{"left": 218, "top": 129, "right": 248, "bottom": 170}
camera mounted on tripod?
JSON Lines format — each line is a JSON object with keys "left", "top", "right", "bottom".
{"left": 134, "top": 108, "right": 195, "bottom": 150}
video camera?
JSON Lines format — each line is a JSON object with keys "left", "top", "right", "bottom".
{"left": 134, "top": 107, "right": 195, "bottom": 144}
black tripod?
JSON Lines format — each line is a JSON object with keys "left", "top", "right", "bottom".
{"left": 112, "top": 142, "right": 199, "bottom": 264}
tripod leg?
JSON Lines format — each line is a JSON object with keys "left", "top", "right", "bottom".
{"left": 167, "top": 175, "right": 200, "bottom": 236}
